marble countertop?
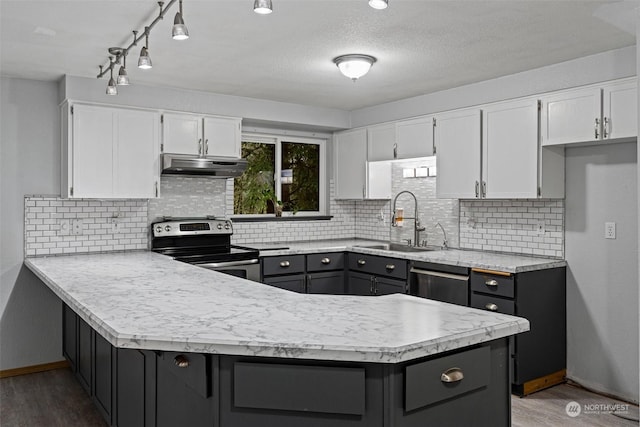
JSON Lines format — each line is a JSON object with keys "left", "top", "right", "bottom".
{"left": 252, "top": 239, "right": 566, "bottom": 273}
{"left": 25, "top": 252, "right": 529, "bottom": 363}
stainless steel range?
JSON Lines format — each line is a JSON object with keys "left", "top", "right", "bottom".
{"left": 151, "top": 217, "right": 260, "bottom": 282}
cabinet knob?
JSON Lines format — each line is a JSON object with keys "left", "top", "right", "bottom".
{"left": 485, "top": 303, "right": 498, "bottom": 312}
{"left": 279, "top": 260, "right": 290, "bottom": 268}
{"left": 385, "top": 264, "right": 395, "bottom": 271}
{"left": 174, "top": 354, "right": 189, "bottom": 368}
{"left": 357, "top": 259, "right": 366, "bottom": 266}
{"left": 321, "top": 257, "right": 331, "bottom": 265}
{"left": 441, "top": 367, "right": 464, "bottom": 383}
{"left": 485, "top": 279, "right": 498, "bottom": 287}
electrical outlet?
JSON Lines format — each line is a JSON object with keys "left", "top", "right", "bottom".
{"left": 71, "top": 219, "right": 83, "bottom": 236}
{"left": 536, "top": 220, "right": 545, "bottom": 235}
{"left": 605, "top": 222, "right": 616, "bottom": 239}
{"left": 58, "top": 219, "right": 70, "bottom": 236}
{"left": 111, "top": 217, "right": 119, "bottom": 233}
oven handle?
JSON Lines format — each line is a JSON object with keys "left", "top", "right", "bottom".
{"left": 410, "top": 268, "right": 468, "bottom": 281}
{"left": 198, "top": 259, "right": 259, "bottom": 268}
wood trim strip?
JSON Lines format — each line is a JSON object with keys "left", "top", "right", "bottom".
{"left": 522, "top": 369, "right": 566, "bottom": 396}
{"left": 0, "top": 360, "right": 69, "bottom": 379}
{"left": 471, "top": 268, "right": 512, "bottom": 277}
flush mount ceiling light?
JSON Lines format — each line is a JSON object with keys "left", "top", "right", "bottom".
{"left": 369, "top": 0, "right": 388, "bottom": 10}
{"left": 333, "top": 54, "right": 377, "bottom": 81}
{"left": 254, "top": 0, "right": 273, "bottom": 14}
{"left": 106, "top": 58, "right": 117, "bottom": 95}
{"left": 172, "top": 0, "right": 189, "bottom": 40}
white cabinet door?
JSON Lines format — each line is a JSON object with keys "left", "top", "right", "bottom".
{"left": 72, "top": 105, "right": 115, "bottom": 198}
{"left": 435, "top": 108, "right": 482, "bottom": 199}
{"left": 482, "top": 99, "right": 538, "bottom": 199}
{"left": 115, "top": 110, "right": 160, "bottom": 198}
{"left": 367, "top": 123, "right": 396, "bottom": 161}
{"left": 203, "top": 116, "right": 241, "bottom": 158}
{"left": 335, "top": 129, "right": 367, "bottom": 199}
{"left": 366, "top": 161, "right": 392, "bottom": 199}
{"left": 162, "top": 113, "right": 202, "bottom": 155}
{"left": 540, "top": 87, "right": 601, "bottom": 146}
{"left": 603, "top": 79, "right": 637, "bottom": 140}
{"left": 396, "top": 116, "right": 434, "bottom": 158}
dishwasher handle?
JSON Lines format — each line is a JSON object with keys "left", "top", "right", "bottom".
{"left": 410, "top": 267, "right": 469, "bottom": 282}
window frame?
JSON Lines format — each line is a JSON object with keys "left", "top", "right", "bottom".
{"left": 233, "top": 132, "right": 327, "bottom": 218}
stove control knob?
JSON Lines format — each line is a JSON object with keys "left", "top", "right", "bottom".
{"left": 217, "top": 224, "right": 223, "bottom": 230}
{"left": 155, "top": 226, "right": 163, "bottom": 234}
{"left": 224, "top": 223, "right": 231, "bottom": 230}
{"left": 165, "top": 225, "right": 172, "bottom": 232}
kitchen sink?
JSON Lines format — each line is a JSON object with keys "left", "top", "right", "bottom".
{"left": 353, "top": 243, "right": 440, "bottom": 252}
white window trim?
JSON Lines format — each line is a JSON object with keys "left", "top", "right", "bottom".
{"left": 234, "top": 132, "right": 327, "bottom": 217}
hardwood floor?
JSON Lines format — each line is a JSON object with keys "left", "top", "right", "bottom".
{"left": 1, "top": 368, "right": 638, "bottom": 426}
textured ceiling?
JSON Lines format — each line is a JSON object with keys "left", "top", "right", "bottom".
{"left": 0, "top": 0, "right": 635, "bottom": 110}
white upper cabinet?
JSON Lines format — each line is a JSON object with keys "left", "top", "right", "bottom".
{"left": 162, "top": 113, "right": 241, "bottom": 158}
{"left": 482, "top": 99, "right": 540, "bottom": 199}
{"left": 63, "top": 103, "right": 160, "bottom": 199}
{"left": 435, "top": 108, "right": 482, "bottom": 199}
{"left": 334, "top": 128, "right": 368, "bottom": 199}
{"left": 541, "top": 77, "right": 637, "bottom": 146}
{"left": 396, "top": 116, "right": 434, "bottom": 159}
{"left": 367, "top": 123, "right": 396, "bottom": 161}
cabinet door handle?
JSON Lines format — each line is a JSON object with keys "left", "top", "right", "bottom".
{"left": 198, "top": 138, "right": 203, "bottom": 156}
{"left": 305, "top": 274, "right": 311, "bottom": 293}
{"left": 594, "top": 118, "right": 600, "bottom": 139}
{"left": 485, "top": 279, "right": 498, "bottom": 287}
{"left": 204, "top": 139, "right": 209, "bottom": 155}
{"left": 393, "top": 143, "right": 398, "bottom": 159}
{"left": 385, "top": 264, "right": 395, "bottom": 271}
{"left": 482, "top": 181, "right": 487, "bottom": 198}
{"left": 154, "top": 181, "right": 158, "bottom": 197}
{"left": 441, "top": 367, "right": 464, "bottom": 383}
{"left": 370, "top": 276, "right": 375, "bottom": 294}
{"left": 174, "top": 354, "right": 189, "bottom": 368}
{"left": 373, "top": 277, "right": 378, "bottom": 295}
{"left": 362, "top": 185, "right": 366, "bottom": 198}
{"left": 603, "top": 117, "right": 609, "bottom": 138}
{"left": 321, "top": 257, "right": 331, "bottom": 265}
{"left": 357, "top": 259, "right": 366, "bottom": 266}
{"left": 485, "top": 303, "right": 498, "bottom": 312}
{"left": 475, "top": 181, "right": 479, "bottom": 198}
{"left": 279, "top": 261, "right": 290, "bottom": 268}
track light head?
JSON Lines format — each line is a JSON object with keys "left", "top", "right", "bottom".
{"left": 254, "top": 0, "right": 273, "bottom": 14}
{"left": 172, "top": 0, "right": 189, "bottom": 40}
{"left": 106, "top": 58, "right": 117, "bottom": 95}
{"left": 138, "top": 29, "right": 152, "bottom": 69}
{"left": 369, "top": 0, "right": 388, "bottom": 10}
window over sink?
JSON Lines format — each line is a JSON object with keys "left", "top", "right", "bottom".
{"left": 233, "top": 134, "right": 326, "bottom": 216}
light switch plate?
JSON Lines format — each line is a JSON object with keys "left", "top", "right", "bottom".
{"left": 605, "top": 222, "right": 616, "bottom": 239}
{"left": 71, "top": 219, "right": 83, "bottom": 236}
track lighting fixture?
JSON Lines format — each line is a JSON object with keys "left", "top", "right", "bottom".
{"left": 254, "top": 0, "right": 273, "bottom": 14}
{"left": 106, "top": 59, "right": 117, "bottom": 95}
{"left": 138, "top": 27, "right": 152, "bottom": 69}
{"left": 172, "top": 0, "right": 189, "bottom": 40}
{"left": 117, "top": 54, "right": 130, "bottom": 86}
{"left": 369, "top": 0, "right": 388, "bottom": 10}
{"left": 333, "top": 54, "right": 377, "bottom": 81}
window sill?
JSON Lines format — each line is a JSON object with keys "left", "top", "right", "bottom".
{"left": 231, "top": 215, "right": 333, "bottom": 223}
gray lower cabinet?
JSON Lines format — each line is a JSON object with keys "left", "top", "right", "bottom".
{"left": 263, "top": 274, "right": 307, "bottom": 292}
{"left": 262, "top": 252, "right": 346, "bottom": 294}
{"left": 262, "top": 255, "right": 307, "bottom": 292}
{"left": 306, "top": 271, "right": 345, "bottom": 294}
{"left": 347, "top": 253, "right": 408, "bottom": 296}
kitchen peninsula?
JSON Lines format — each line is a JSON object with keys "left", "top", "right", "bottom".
{"left": 26, "top": 251, "right": 529, "bottom": 427}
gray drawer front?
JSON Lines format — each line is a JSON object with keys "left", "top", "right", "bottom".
{"left": 470, "top": 293, "right": 516, "bottom": 315}
{"left": 470, "top": 270, "right": 514, "bottom": 298}
{"left": 234, "top": 362, "right": 365, "bottom": 415}
{"left": 405, "top": 345, "right": 490, "bottom": 412}
{"left": 306, "top": 252, "right": 345, "bottom": 272}
{"left": 263, "top": 255, "right": 305, "bottom": 276}
{"left": 348, "top": 254, "right": 407, "bottom": 280}
{"left": 157, "top": 352, "right": 209, "bottom": 398}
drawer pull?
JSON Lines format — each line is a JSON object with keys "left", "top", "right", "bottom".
{"left": 385, "top": 264, "right": 395, "bottom": 271}
{"left": 441, "top": 367, "right": 464, "bottom": 383}
{"left": 357, "top": 259, "right": 366, "bottom": 266}
{"left": 279, "top": 261, "right": 290, "bottom": 268}
{"left": 321, "top": 257, "right": 331, "bottom": 265}
{"left": 174, "top": 355, "right": 189, "bottom": 368}
{"left": 485, "top": 303, "right": 498, "bottom": 311}
{"left": 485, "top": 279, "right": 498, "bottom": 287}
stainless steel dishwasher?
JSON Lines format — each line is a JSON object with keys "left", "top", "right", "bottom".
{"left": 409, "top": 261, "right": 470, "bottom": 306}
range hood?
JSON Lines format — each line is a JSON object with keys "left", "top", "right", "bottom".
{"left": 162, "top": 154, "right": 247, "bottom": 177}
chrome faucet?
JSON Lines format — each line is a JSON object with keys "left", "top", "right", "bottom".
{"left": 391, "top": 191, "right": 426, "bottom": 246}
{"left": 435, "top": 222, "right": 448, "bottom": 249}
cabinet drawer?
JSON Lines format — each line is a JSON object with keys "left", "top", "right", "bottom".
{"left": 405, "top": 345, "right": 490, "bottom": 411}
{"left": 470, "top": 293, "right": 515, "bottom": 315}
{"left": 471, "top": 270, "right": 514, "bottom": 298}
{"left": 348, "top": 254, "right": 407, "bottom": 280}
{"left": 234, "top": 362, "right": 365, "bottom": 415}
{"left": 307, "top": 252, "right": 345, "bottom": 272}
{"left": 262, "top": 255, "right": 305, "bottom": 276}
{"left": 157, "top": 352, "right": 210, "bottom": 398}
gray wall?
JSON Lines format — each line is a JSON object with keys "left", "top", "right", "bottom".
{"left": 565, "top": 142, "right": 638, "bottom": 402}
{"left": 1, "top": 78, "right": 63, "bottom": 369}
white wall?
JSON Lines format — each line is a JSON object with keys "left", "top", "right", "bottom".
{"left": 0, "top": 78, "right": 64, "bottom": 370}
{"left": 565, "top": 142, "right": 638, "bottom": 403}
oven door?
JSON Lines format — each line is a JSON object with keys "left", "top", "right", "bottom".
{"left": 196, "top": 259, "right": 261, "bottom": 282}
